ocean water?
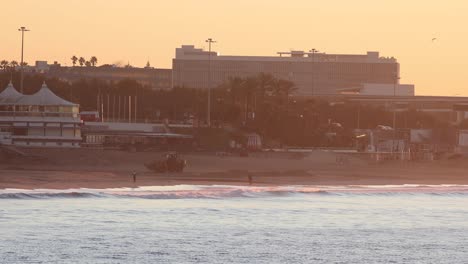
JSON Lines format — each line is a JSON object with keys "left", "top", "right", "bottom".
{"left": 1, "top": 185, "right": 468, "bottom": 263}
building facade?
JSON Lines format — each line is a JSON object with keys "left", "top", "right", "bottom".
{"left": 81, "top": 121, "right": 193, "bottom": 150}
{"left": 172, "top": 45, "right": 405, "bottom": 95}
{"left": 0, "top": 82, "right": 81, "bottom": 147}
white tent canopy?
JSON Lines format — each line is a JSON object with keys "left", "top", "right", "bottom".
{"left": 17, "top": 82, "right": 77, "bottom": 106}
{"left": 0, "top": 82, "right": 78, "bottom": 106}
{"left": 0, "top": 81, "right": 23, "bottom": 104}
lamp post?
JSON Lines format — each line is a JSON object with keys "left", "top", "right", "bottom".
{"left": 206, "top": 38, "right": 216, "bottom": 127}
{"left": 309, "top": 48, "right": 319, "bottom": 96}
{"left": 392, "top": 73, "right": 400, "bottom": 153}
{"left": 18, "top": 26, "right": 30, "bottom": 93}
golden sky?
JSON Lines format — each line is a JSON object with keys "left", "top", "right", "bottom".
{"left": 2, "top": 0, "right": 467, "bottom": 96}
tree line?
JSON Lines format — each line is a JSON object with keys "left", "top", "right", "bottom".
{"left": 71, "top": 56, "right": 98, "bottom": 67}
{"left": 0, "top": 60, "right": 28, "bottom": 71}
{"left": 0, "top": 70, "right": 449, "bottom": 147}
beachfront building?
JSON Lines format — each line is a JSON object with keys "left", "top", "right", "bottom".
{"left": 0, "top": 82, "right": 81, "bottom": 147}
{"left": 172, "top": 45, "right": 410, "bottom": 95}
{"left": 82, "top": 121, "right": 193, "bottom": 150}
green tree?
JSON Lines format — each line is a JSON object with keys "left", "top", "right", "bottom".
{"left": 78, "top": 57, "right": 85, "bottom": 67}
{"left": 272, "top": 79, "right": 296, "bottom": 98}
{"left": 90, "top": 56, "right": 98, "bottom": 67}
{"left": 0, "top": 60, "right": 8, "bottom": 71}
{"left": 10, "top": 61, "right": 19, "bottom": 68}
{"left": 71, "top": 56, "right": 78, "bottom": 66}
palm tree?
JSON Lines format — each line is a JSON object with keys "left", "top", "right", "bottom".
{"left": 256, "top": 73, "right": 275, "bottom": 97}
{"left": 10, "top": 61, "right": 19, "bottom": 71}
{"left": 90, "top": 56, "right": 98, "bottom": 67}
{"left": 242, "top": 76, "right": 258, "bottom": 121}
{"left": 223, "top": 77, "right": 244, "bottom": 104}
{"left": 71, "top": 56, "right": 78, "bottom": 67}
{"left": 78, "top": 57, "right": 85, "bottom": 67}
{"left": 0, "top": 60, "right": 8, "bottom": 71}
{"left": 272, "top": 79, "right": 296, "bottom": 98}
{"left": 20, "top": 62, "right": 28, "bottom": 67}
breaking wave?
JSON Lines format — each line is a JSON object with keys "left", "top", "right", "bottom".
{"left": 1, "top": 185, "right": 468, "bottom": 200}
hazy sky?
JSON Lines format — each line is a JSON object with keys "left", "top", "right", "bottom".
{"left": 2, "top": 0, "right": 467, "bottom": 96}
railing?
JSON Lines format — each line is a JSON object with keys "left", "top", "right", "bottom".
{"left": 0, "top": 111, "right": 79, "bottom": 119}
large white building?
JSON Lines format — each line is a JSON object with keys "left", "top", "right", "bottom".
{"left": 172, "top": 45, "right": 413, "bottom": 96}
{"left": 0, "top": 82, "right": 81, "bottom": 147}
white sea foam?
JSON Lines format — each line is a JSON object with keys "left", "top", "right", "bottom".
{"left": 2, "top": 184, "right": 468, "bottom": 199}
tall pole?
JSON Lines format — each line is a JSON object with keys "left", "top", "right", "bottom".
{"left": 392, "top": 73, "right": 400, "bottom": 153}
{"left": 112, "top": 95, "right": 116, "bottom": 122}
{"left": 107, "top": 94, "right": 110, "bottom": 123}
{"left": 357, "top": 104, "right": 361, "bottom": 129}
{"left": 118, "top": 95, "right": 121, "bottom": 122}
{"left": 134, "top": 96, "right": 137, "bottom": 123}
{"left": 18, "top": 26, "right": 30, "bottom": 93}
{"left": 129, "top": 96, "right": 132, "bottom": 123}
{"left": 101, "top": 96, "right": 104, "bottom": 123}
{"left": 123, "top": 95, "right": 126, "bottom": 121}
{"left": 97, "top": 93, "right": 100, "bottom": 118}
{"left": 206, "top": 38, "right": 216, "bottom": 127}
{"left": 309, "top": 48, "right": 318, "bottom": 96}
{"left": 134, "top": 86, "right": 138, "bottom": 123}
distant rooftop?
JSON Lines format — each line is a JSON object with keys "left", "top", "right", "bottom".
{"left": 175, "top": 45, "right": 397, "bottom": 63}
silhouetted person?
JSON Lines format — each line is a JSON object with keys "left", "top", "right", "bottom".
{"left": 248, "top": 173, "right": 253, "bottom": 186}
{"left": 132, "top": 171, "right": 137, "bottom": 183}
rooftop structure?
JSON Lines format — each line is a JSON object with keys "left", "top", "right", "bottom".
{"left": 173, "top": 45, "right": 406, "bottom": 95}
{"left": 0, "top": 82, "right": 81, "bottom": 147}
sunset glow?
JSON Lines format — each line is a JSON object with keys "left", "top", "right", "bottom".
{"left": 2, "top": 0, "right": 467, "bottom": 95}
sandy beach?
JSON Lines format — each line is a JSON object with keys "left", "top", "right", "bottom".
{"left": 1, "top": 148, "right": 468, "bottom": 189}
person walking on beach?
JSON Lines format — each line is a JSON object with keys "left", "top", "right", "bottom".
{"left": 248, "top": 173, "right": 253, "bottom": 186}
{"left": 132, "top": 171, "right": 137, "bottom": 183}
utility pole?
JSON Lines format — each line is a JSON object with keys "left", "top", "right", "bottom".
{"left": 392, "top": 73, "right": 400, "bottom": 153}
{"left": 206, "top": 38, "right": 216, "bottom": 127}
{"left": 18, "top": 26, "right": 30, "bottom": 93}
{"left": 309, "top": 48, "right": 319, "bottom": 96}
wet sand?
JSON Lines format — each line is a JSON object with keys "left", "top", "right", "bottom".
{"left": 1, "top": 148, "right": 468, "bottom": 189}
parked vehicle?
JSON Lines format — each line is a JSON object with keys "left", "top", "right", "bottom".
{"left": 144, "top": 152, "right": 186, "bottom": 173}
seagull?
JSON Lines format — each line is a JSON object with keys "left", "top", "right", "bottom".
{"left": 432, "top": 38, "right": 437, "bottom": 42}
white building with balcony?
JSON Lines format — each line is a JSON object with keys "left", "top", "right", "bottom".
{"left": 0, "top": 82, "right": 81, "bottom": 147}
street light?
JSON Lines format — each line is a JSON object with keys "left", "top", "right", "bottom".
{"left": 392, "top": 73, "right": 400, "bottom": 153}
{"left": 309, "top": 48, "right": 319, "bottom": 96}
{"left": 18, "top": 26, "right": 30, "bottom": 93}
{"left": 206, "top": 38, "right": 216, "bottom": 127}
